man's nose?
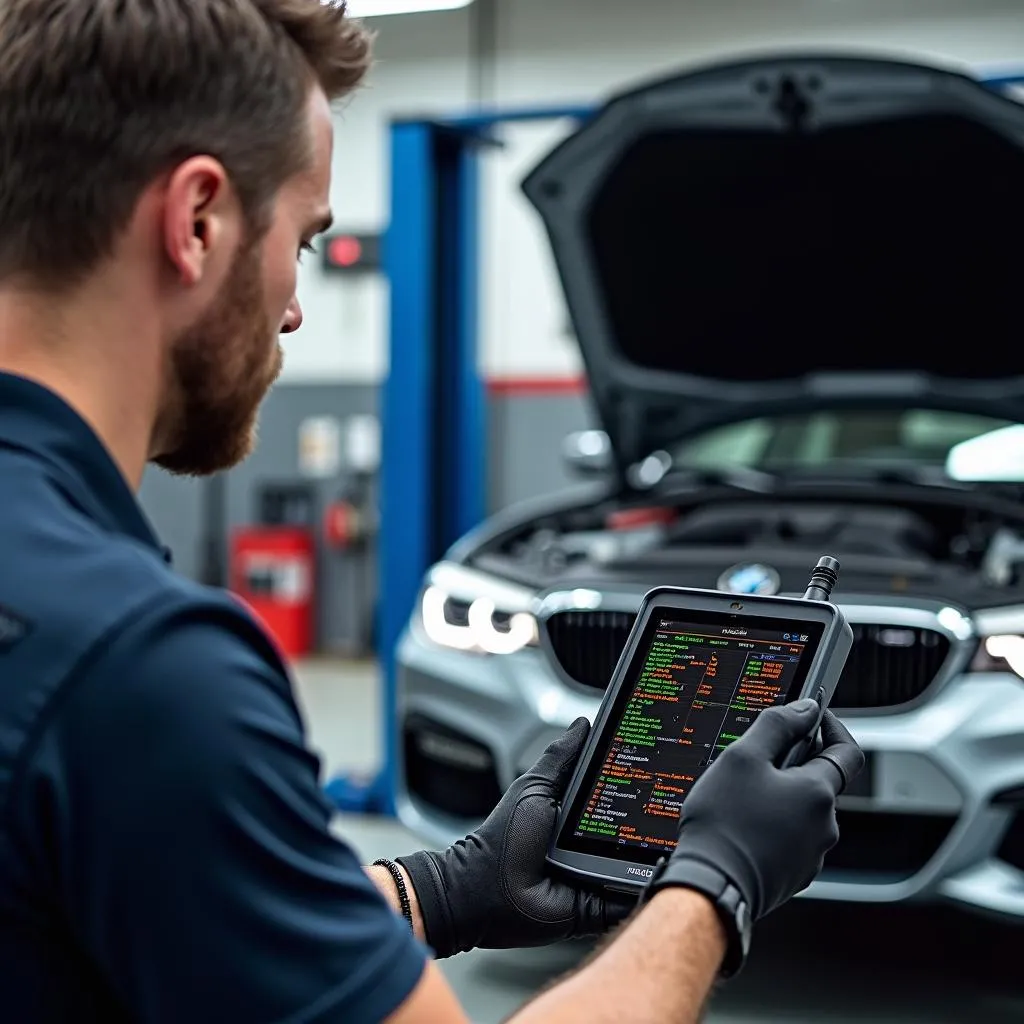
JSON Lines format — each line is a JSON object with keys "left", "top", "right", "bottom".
{"left": 281, "top": 296, "right": 303, "bottom": 334}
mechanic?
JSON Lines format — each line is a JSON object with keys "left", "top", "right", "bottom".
{"left": 0, "top": 2, "right": 864, "bottom": 1022}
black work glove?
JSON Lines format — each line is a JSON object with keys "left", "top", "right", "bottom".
{"left": 397, "top": 719, "right": 632, "bottom": 958}
{"left": 667, "top": 701, "right": 864, "bottom": 922}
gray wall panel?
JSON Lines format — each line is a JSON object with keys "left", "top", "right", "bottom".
{"left": 487, "top": 389, "right": 596, "bottom": 512}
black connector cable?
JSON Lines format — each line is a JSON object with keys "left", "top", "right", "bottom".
{"left": 803, "top": 555, "right": 840, "bottom": 602}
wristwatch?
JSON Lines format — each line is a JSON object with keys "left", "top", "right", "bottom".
{"left": 641, "top": 857, "right": 752, "bottom": 978}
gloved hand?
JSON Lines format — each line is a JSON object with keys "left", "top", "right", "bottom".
{"left": 666, "top": 701, "right": 864, "bottom": 921}
{"left": 397, "top": 719, "right": 633, "bottom": 958}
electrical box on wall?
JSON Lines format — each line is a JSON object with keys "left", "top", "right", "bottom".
{"left": 298, "top": 416, "right": 343, "bottom": 479}
{"left": 321, "top": 232, "right": 383, "bottom": 274}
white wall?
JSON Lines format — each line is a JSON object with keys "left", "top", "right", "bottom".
{"left": 288, "top": 0, "right": 1024, "bottom": 385}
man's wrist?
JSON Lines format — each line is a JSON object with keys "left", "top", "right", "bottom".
{"left": 648, "top": 886, "right": 728, "bottom": 956}
{"left": 366, "top": 861, "right": 427, "bottom": 943}
{"left": 644, "top": 857, "right": 752, "bottom": 978}
{"left": 395, "top": 850, "right": 460, "bottom": 958}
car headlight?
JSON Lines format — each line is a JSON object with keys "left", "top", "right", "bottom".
{"left": 973, "top": 635, "right": 1024, "bottom": 677}
{"left": 419, "top": 562, "right": 539, "bottom": 655}
{"left": 971, "top": 606, "right": 1024, "bottom": 679}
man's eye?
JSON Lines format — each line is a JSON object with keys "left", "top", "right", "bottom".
{"left": 298, "top": 242, "right": 318, "bottom": 263}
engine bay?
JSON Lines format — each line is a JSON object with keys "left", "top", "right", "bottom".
{"left": 469, "top": 480, "right": 1024, "bottom": 607}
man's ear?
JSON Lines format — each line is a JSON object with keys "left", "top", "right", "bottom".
{"left": 162, "top": 156, "right": 237, "bottom": 286}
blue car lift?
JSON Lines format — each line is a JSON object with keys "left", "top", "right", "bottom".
{"left": 325, "top": 71, "right": 1024, "bottom": 818}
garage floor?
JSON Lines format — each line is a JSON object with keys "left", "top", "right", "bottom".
{"left": 293, "top": 659, "right": 1024, "bottom": 1024}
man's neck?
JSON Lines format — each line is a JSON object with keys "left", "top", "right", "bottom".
{"left": 0, "top": 285, "right": 161, "bottom": 491}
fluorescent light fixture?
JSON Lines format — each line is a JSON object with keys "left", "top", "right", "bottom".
{"left": 346, "top": 0, "right": 473, "bottom": 16}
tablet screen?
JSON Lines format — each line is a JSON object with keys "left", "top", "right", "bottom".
{"left": 558, "top": 608, "right": 825, "bottom": 863}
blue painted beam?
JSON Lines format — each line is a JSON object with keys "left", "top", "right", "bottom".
{"left": 375, "top": 123, "right": 438, "bottom": 816}
{"left": 395, "top": 104, "right": 596, "bottom": 132}
{"left": 445, "top": 135, "right": 486, "bottom": 540}
{"left": 327, "top": 121, "right": 437, "bottom": 816}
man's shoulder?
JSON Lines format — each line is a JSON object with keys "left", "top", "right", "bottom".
{"left": 2, "top": 523, "right": 283, "bottom": 730}
{"left": 0, "top": 458, "right": 284, "bottom": 794}
{"left": 0, "top": 449, "right": 261, "bottom": 663}
{"left": 0, "top": 491, "right": 222, "bottom": 673}
{"left": 0, "top": 452, "right": 162, "bottom": 631}
{"left": 1, "top": 488, "right": 302, "bottom": 864}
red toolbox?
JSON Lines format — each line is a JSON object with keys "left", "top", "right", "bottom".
{"left": 230, "top": 526, "right": 315, "bottom": 660}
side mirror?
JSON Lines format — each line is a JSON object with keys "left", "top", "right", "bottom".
{"left": 562, "top": 430, "right": 613, "bottom": 477}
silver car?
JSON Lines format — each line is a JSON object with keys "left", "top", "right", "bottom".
{"left": 396, "top": 54, "right": 1024, "bottom": 921}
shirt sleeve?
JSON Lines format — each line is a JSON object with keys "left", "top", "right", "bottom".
{"left": 18, "top": 594, "right": 427, "bottom": 1024}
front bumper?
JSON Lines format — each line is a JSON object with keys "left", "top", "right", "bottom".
{"left": 395, "top": 628, "right": 1024, "bottom": 921}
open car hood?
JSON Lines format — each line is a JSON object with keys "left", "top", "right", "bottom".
{"left": 522, "top": 54, "right": 1024, "bottom": 477}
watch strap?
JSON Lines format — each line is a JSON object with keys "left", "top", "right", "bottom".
{"left": 643, "top": 857, "right": 751, "bottom": 978}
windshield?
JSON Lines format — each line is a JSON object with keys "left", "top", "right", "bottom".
{"left": 670, "top": 409, "right": 1017, "bottom": 477}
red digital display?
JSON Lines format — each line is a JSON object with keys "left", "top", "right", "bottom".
{"left": 321, "top": 232, "right": 381, "bottom": 273}
{"left": 328, "top": 236, "right": 363, "bottom": 267}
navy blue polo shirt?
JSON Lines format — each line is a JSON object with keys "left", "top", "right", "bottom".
{"left": 0, "top": 372, "right": 427, "bottom": 1023}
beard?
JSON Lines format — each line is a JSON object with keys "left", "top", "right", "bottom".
{"left": 153, "top": 236, "right": 283, "bottom": 477}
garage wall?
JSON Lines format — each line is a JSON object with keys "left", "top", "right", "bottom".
{"left": 139, "top": 0, "right": 1024, "bottom": 648}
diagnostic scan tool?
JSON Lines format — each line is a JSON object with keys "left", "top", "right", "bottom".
{"left": 547, "top": 556, "right": 853, "bottom": 892}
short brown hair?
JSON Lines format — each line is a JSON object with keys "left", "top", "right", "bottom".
{"left": 0, "top": 0, "right": 372, "bottom": 286}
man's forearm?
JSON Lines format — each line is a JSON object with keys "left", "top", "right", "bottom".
{"left": 366, "top": 863, "right": 428, "bottom": 944}
{"left": 506, "top": 888, "right": 725, "bottom": 1024}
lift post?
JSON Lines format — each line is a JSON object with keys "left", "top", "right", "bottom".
{"left": 322, "top": 105, "right": 589, "bottom": 815}
{"left": 325, "top": 71, "right": 1024, "bottom": 817}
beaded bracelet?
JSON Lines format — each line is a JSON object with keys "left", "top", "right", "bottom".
{"left": 373, "top": 858, "right": 414, "bottom": 930}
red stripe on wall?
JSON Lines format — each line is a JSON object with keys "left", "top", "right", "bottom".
{"left": 486, "top": 376, "right": 587, "bottom": 396}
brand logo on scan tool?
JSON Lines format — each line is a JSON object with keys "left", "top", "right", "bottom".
{"left": 626, "top": 867, "right": 654, "bottom": 878}
{"left": 718, "top": 563, "right": 781, "bottom": 596}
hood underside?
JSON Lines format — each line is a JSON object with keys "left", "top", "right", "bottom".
{"left": 521, "top": 54, "right": 1024, "bottom": 473}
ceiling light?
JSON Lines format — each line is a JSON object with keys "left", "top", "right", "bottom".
{"left": 346, "top": 0, "right": 473, "bottom": 16}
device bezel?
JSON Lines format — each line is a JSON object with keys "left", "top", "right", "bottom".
{"left": 546, "top": 586, "right": 847, "bottom": 891}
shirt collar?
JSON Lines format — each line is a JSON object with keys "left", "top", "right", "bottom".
{"left": 0, "top": 372, "right": 165, "bottom": 556}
